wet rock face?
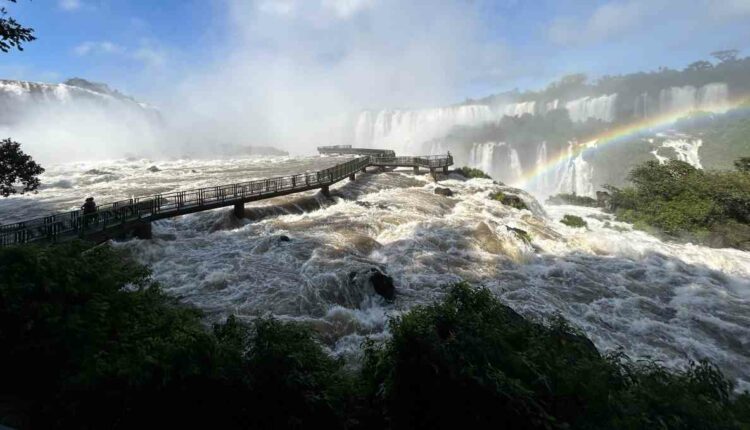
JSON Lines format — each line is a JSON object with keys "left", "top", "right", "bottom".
{"left": 596, "top": 191, "right": 613, "bottom": 210}
{"left": 434, "top": 187, "right": 454, "bottom": 197}
{"left": 350, "top": 268, "right": 395, "bottom": 300}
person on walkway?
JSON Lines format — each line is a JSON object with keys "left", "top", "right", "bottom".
{"left": 82, "top": 197, "right": 96, "bottom": 214}
{"left": 81, "top": 197, "right": 97, "bottom": 227}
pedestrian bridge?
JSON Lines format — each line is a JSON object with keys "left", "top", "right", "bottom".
{"left": 0, "top": 151, "right": 453, "bottom": 246}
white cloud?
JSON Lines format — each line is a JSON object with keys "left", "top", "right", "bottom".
{"left": 321, "top": 0, "right": 376, "bottom": 19}
{"left": 133, "top": 45, "right": 167, "bottom": 69}
{"left": 548, "top": 0, "right": 660, "bottom": 46}
{"left": 59, "top": 0, "right": 82, "bottom": 11}
{"left": 161, "top": 0, "right": 510, "bottom": 153}
{"left": 73, "top": 41, "right": 123, "bottom": 56}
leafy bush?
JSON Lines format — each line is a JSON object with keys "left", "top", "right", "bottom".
{"left": 0, "top": 243, "right": 347, "bottom": 429}
{"left": 605, "top": 159, "right": 750, "bottom": 247}
{"left": 561, "top": 214, "right": 587, "bottom": 228}
{"left": 492, "top": 191, "right": 529, "bottom": 210}
{"left": 454, "top": 166, "right": 492, "bottom": 179}
{"left": 547, "top": 193, "right": 598, "bottom": 207}
{"left": 361, "top": 283, "right": 750, "bottom": 429}
{"left": 2, "top": 246, "right": 749, "bottom": 428}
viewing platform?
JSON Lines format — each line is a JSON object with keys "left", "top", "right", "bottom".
{"left": 0, "top": 150, "right": 453, "bottom": 246}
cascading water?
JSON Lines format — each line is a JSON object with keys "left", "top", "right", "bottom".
{"left": 469, "top": 142, "right": 525, "bottom": 184}
{"left": 565, "top": 94, "right": 618, "bottom": 123}
{"left": 3, "top": 156, "right": 749, "bottom": 391}
{"left": 656, "top": 83, "right": 729, "bottom": 115}
{"left": 354, "top": 105, "right": 495, "bottom": 151}
{"left": 502, "top": 101, "right": 536, "bottom": 117}
{"left": 651, "top": 136, "right": 703, "bottom": 168}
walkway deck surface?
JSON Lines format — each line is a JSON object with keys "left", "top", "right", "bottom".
{"left": 1, "top": 151, "right": 452, "bottom": 246}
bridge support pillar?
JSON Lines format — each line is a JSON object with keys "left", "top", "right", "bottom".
{"left": 413, "top": 166, "right": 419, "bottom": 174}
{"left": 349, "top": 173, "right": 356, "bottom": 181}
{"left": 133, "top": 222, "right": 152, "bottom": 240}
{"left": 443, "top": 166, "right": 448, "bottom": 174}
{"left": 430, "top": 167, "right": 437, "bottom": 181}
{"left": 233, "top": 202, "right": 245, "bottom": 218}
{"left": 361, "top": 167, "right": 366, "bottom": 173}
{"left": 321, "top": 186, "right": 331, "bottom": 197}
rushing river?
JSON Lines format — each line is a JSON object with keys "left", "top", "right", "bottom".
{"left": 2, "top": 155, "right": 749, "bottom": 390}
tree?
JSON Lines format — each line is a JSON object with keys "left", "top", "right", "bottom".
{"left": 710, "top": 49, "right": 739, "bottom": 64}
{"left": 0, "top": 0, "right": 35, "bottom": 52}
{"left": 686, "top": 60, "right": 713, "bottom": 72}
{"left": 0, "top": 138, "right": 45, "bottom": 197}
{"left": 735, "top": 157, "right": 750, "bottom": 173}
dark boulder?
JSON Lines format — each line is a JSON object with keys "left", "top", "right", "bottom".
{"left": 350, "top": 268, "right": 395, "bottom": 300}
{"left": 278, "top": 235, "right": 291, "bottom": 242}
{"left": 147, "top": 165, "right": 161, "bottom": 173}
{"left": 434, "top": 187, "right": 454, "bottom": 197}
{"left": 506, "top": 226, "right": 531, "bottom": 244}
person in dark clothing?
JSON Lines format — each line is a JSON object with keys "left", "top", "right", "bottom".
{"left": 82, "top": 197, "right": 96, "bottom": 214}
{"left": 81, "top": 197, "right": 97, "bottom": 227}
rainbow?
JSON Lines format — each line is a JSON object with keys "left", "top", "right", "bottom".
{"left": 517, "top": 96, "right": 750, "bottom": 188}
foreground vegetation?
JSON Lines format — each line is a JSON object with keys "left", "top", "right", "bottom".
{"left": 606, "top": 159, "right": 750, "bottom": 249}
{"left": 1, "top": 243, "right": 749, "bottom": 429}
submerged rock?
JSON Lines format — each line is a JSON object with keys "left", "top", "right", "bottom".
{"left": 434, "top": 187, "right": 454, "bottom": 197}
{"left": 506, "top": 226, "right": 531, "bottom": 244}
{"left": 491, "top": 191, "right": 528, "bottom": 211}
{"left": 596, "top": 191, "right": 613, "bottom": 211}
{"left": 278, "top": 235, "right": 291, "bottom": 242}
{"left": 349, "top": 268, "right": 395, "bottom": 300}
{"left": 147, "top": 165, "right": 161, "bottom": 173}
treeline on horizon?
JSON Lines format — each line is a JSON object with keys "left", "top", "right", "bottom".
{"left": 1, "top": 243, "right": 749, "bottom": 429}
{"left": 472, "top": 50, "right": 750, "bottom": 109}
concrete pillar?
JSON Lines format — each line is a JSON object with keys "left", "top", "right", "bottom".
{"left": 413, "top": 166, "right": 419, "bottom": 174}
{"left": 443, "top": 165, "right": 448, "bottom": 174}
{"left": 233, "top": 202, "right": 245, "bottom": 218}
{"left": 349, "top": 173, "right": 356, "bottom": 181}
{"left": 133, "top": 222, "right": 152, "bottom": 240}
{"left": 321, "top": 185, "right": 331, "bottom": 197}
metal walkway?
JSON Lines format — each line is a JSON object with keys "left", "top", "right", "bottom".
{"left": 0, "top": 151, "right": 453, "bottom": 246}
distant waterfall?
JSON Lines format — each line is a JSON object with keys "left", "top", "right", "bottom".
{"left": 656, "top": 83, "right": 729, "bottom": 115}
{"left": 468, "top": 142, "right": 525, "bottom": 184}
{"left": 503, "top": 101, "right": 536, "bottom": 117}
{"left": 565, "top": 94, "right": 618, "bottom": 122}
{"left": 354, "top": 105, "right": 495, "bottom": 153}
{"left": 651, "top": 138, "right": 703, "bottom": 168}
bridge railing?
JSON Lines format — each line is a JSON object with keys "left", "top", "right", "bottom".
{"left": 370, "top": 155, "right": 453, "bottom": 168}
{"left": 0, "top": 156, "right": 371, "bottom": 246}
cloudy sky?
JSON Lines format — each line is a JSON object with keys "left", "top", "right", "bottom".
{"left": 3, "top": 0, "right": 750, "bottom": 110}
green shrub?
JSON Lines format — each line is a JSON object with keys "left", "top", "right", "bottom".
{"left": 492, "top": 191, "right": 529, "bottom": 210}
{"left": 455, "top": 166, "right": 492, "bottom": 179}
{"left": 361, "top": 283, "right": 750, "bottom": 429}
{"left": 605, "top": 159, "right": 750, "bottom": 246}
{"left": 546, "top": 193, "right": 598, "bottom": 207}
{"left": 0, "top": 243, "right": 347, "bottom": 429}
{"left": 561, "top": 214, "right": 587, "bottom": 228}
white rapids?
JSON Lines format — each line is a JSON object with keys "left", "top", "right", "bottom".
{"left": 1, "top": 156, "right": 749, "bottom": 390}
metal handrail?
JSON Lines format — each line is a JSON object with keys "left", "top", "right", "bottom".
{"left": 0, "top": 153, "right": 453, "bottom": 246}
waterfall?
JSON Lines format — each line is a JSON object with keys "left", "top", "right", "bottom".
{"left": 534, "top": 142, "right": 549, "bottom": 191}
{"left": 545, "top": 99, "right": 560, "bottom": 113}
{"left": 354, "top": 105, "right": 494, "bottom": 152}
{"left": 503, "top": 101, "right": 536, "bottom": 117}
{"left": 509, "top": 147, "right": 523, "bottom": 182}
{"left": 565, "top": 94, "right": 617, "bottom": 122}
{"left": 551, "top": 142, "right": 595, "bottom": 197}
{"left": 698, "top": 83, "right": 729, "bottom": 112}
{"left": 656, "top": 83, "right": 729, "bottom": 115}
{"left": 652, "top": 138, "right": 703, "bottom": 168}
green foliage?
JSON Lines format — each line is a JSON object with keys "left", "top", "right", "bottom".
{"left": 361, "top": 283, "right": 750, "bottom": 429}
{"left": 0, "top": 243, "right": 347, "bottom": 429}
{"left": 561, "top": 214, "right": 587, "bottom": 228}
{"left": 492, "top": 191, "right": 529, "bottom": 210}
{"left": 455, "top": 166, "right": 492, "bottom": 179}
{"left": 2, "top": 246, "right": 749, "bottom": 428}
{"left": 0, "top": 138, "right": 45, "bottom": 197}
{"left": 0, "top": 0, "right": 35, "bottom": 52}
{"left": 547, "top": 193, "right": 598, "bottom": 207}
{"left": 606, "top": 159, "right": 750, "bottom": 247}
{"left": 735, "top": 157, "right": 750, "bottom": 172}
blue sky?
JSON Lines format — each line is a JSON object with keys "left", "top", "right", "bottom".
{"left": 3, "top": 0, "right": 750, "bottom": 108}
